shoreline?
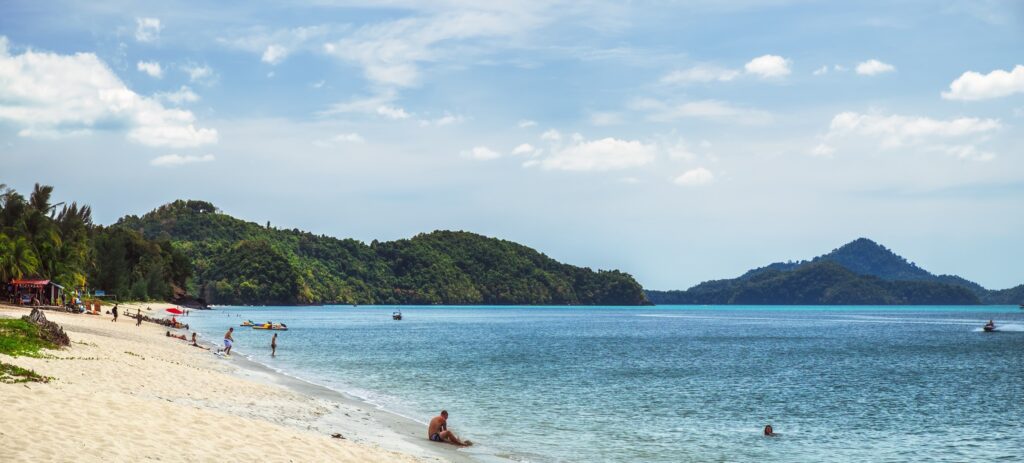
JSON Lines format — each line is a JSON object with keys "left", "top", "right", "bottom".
{"left": 0, "top": 303, "right": 478, "bottom": 462}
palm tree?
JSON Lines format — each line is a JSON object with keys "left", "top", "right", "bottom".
{"left": 0, "top": 234, "right": 40, "bottom": 281}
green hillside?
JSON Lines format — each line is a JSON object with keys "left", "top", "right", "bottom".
{"left": 115, "top": 200, "right": 647, "bottom": 306}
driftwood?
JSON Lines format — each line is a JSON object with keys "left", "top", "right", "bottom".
{"left": 22, "top": 308, "right": 71, "bottom": 347}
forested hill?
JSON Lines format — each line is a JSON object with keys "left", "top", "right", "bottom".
{"left": 648, "top": 238, "right": 1018, "bottom": 305}
{"left": 115, "top": 200, "right": 648, "bottom": 306}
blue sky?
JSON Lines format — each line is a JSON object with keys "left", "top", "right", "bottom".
{"left": 2, "top": 0, "right": 1023, "bottom": 290}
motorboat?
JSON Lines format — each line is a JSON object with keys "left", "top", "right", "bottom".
{"left": 392, "top": 310, "right": 402, "bottom": 320}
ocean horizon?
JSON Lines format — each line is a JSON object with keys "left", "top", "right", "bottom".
{"left": 185, "top": 305, "right": 1024, "bottom": 462}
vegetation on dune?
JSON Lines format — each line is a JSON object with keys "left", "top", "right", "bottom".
{"left": 116, "top": 200, "right": 649, "bottom": 306}
{"left": 0, "top": 183, "right": 189, "bottom": 301}
{"left": 0, "top": 318, "right": 55, "bottom": 383}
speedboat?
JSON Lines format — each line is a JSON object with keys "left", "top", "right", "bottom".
{"left": 392, "top": 310, "right": 402, "bottom": 320}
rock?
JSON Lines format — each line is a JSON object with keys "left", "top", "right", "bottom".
{"left": 22, "top": 308, "right": 70, "bottom": 347}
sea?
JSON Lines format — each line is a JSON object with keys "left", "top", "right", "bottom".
{"left": 184, "top": 305, "right": 1024, "bottom": 462}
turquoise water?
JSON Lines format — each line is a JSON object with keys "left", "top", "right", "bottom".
{"left": 186, "top": 306, "right": 1024, "bottom": 462}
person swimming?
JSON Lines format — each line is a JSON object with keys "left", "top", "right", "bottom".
{"left": 764, "top": 424, "right": 776, "bottom": 437}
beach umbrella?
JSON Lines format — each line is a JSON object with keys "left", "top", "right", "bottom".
{"left": 165, "top": 308, "right": 183, "bottom": 315}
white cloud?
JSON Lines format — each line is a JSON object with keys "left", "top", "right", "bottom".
{"left": 511, "top": 143, "right": 538, "bottom": 156}
{"left": 323, "top": 10, "right": 539, "bottom": 88}
{"left": 661, "top": 64, "right": 740, "bottom": 84}
{"left": 135, "top": 18, "right": 161, "bottom": 43}
{"left": 941, "top": 65, "right": 1024, "bottom": 101}
{"left": 827, "top": 112, "right": 1000, "bottom": 148}
{"left": 589, "top": 111, "right": 623, "bottom": 126}
{"left": 150, "top": 154, "right": 215, "bottom": 167}
{"left": 320, "top": 91, "right": 411, "bottom": 120}
{"left": 313, "top": 132, "right": 365, "bottom": 147}
{"left": 833, "top": 64, "right": 847, "bottom": 72}
{"left": 540, "top": 129, "right": 562, "bottom": 141}
{"left": 136, "top": 60, "right": 163, "bottom": 78}
{"left": 532, "top": 136, "right": 656, "bottom": 172}
{"left": 822, "top": 111, "right": 1000, "bottom": 161}
{"left": 673, "top": 167, "right": 714, "bottom": 186}
{"left": 461, "top": 145, "right": 500, "bottom": 160}
{"left": 155, "top": 86, "right": 200, "bottom": 105}
{"left": 518, "top": 119, "right": 537, "bottom": 128}
{"left": 631, "top": 98, "right": 772, "bottom": 125}
{"left": 855, "top": 59, "right": 895, "bottom": 76}
{"left": 183, "top": 64, "right": 215, "bottom": 84}
{"left": 0, "top": 38, "right": 216, "bottom": 148}
{"left": 261, "top": 45, "right": 289, "bottom": 65}
{"left": 810, "top": 143, "right": 835, "bottom": 157}
{"left": 419, "top": 113, "right": 463, "bottom": 126}
{"left": 744, "top": 54, "right": 791, "bottom": 78}
{"left": 813, "top": 65, "right": 829, "bottom": 76}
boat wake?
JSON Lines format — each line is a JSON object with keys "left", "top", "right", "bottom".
{"left": 972, "top": 323, "right": 1024, "bottom": 332}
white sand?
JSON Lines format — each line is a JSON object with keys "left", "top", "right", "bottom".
{"left": 0, "top": 304, "right": 473, "bottom": 463}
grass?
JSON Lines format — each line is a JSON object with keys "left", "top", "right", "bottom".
{"left": 0, "top": 362, "right": 50, "bottom": 383}
{"left": 0, "top": 319, "right": 58, "bottom": 357}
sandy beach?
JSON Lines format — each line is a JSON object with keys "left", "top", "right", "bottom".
{"left": 0, "top": 303, "right": 472, "bottom": 463}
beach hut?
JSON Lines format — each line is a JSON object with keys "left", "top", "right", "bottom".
{"left": 9, "top": 279, "right": 64, "bottom": 306}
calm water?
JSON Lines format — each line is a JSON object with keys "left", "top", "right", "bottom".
{"left": 185, "top": 306, "right": 1024, "bottom": 462}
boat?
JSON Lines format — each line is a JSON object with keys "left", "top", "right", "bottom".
{"left": 392, "top": 310, "right": 402, "bottom": 320}
{"left": 253, "top": 323, "right": 288, "bottom": 331}
{"left": 240, "top": 320, "right": 255, "bottom": 327}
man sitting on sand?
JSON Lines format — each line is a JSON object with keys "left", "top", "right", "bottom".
{"left": 224, "top": 327, "right": 234, "bottom": 355}
{"left": 427, "top": 410, "right": 469, "bottom": 446}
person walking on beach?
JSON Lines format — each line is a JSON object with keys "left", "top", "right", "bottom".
{"left": 427, "top": 410, "right": 470, "bottom": 446}
{"left": 224, "top": 327, "right": 234, "bottom": 356}
{"left": 271, "top": 333, "right": 278, "bottom": 357}
{"left": 136, "top": 310, "right": 143, "bottom": 326}
{"left": 110, "top": 304, "right": 118, "bottom": 322}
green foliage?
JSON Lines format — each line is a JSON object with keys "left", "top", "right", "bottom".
{"left": 0, "top": 183, "right": 188, "bottom": 301}
{"left": 648, "top": 242, "right": 988, "bottom": 305}
{"left": 0, "top": 362, "right": 49, "bottom": 383}
{"left": 116, "top": 200, "right": 648, "bottom": 306}
{"left": 0, "top": 318, "right": 57, "bottom": 357}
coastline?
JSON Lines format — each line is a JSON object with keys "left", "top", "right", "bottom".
{"left": 0, "top": 303, "right": 476, "bottom": 463}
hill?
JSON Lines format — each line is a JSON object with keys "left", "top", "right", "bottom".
{"left": 115, "top": 200, "right": 648, "bottom": 306}
{"left": 647, "top": 238, "right": 1017, "bottom": 305}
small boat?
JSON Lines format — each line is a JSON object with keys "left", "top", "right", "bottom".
{"left": 392, "top": 310, "right": 402, "bottom": 321}
{"left": 240, "top": 320, "right": 255, "bottom": 327}
{"left": 253, "top": 323, "right": 288, "bottom": 331}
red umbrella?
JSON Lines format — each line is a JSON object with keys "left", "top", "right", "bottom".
{"left": 165, "top": 308, "right": 183, "bottom": 315}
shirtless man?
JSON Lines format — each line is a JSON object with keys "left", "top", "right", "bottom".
{"left": 427, "top": 410, "right": 469, "bottom": 446}
{"left": 223, "top": 327, "right": 234, "bottom": 355}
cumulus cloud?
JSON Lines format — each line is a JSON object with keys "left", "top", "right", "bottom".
{"left": 531, "top": 136, "right": 656, "bottom": 172}
{"left": 183, "top": 64, "right": 215, "bottom": 84}
{"left": 511, "top": 143, "right": 538, "bottom": 156}
{"left": 261, "top": 45, "right": 288, "bottom": 65}
{"left": 744, "top": 54, "right": 791, "bottom": 78}
{"left": 856, "top": 59, "right": 895, "bottom": 76}
{"left": 135, "top": 18, "right": 161, "bottom": 43}
{"left": 150, "top": 154, "right": 215, "bottom": 167}
{"left": 320, "top": 91, "right": 411, "bottom": 120}
{"left": 461, "top": 145, "right": 501, "bottom": 160}
{"left": 0, "top": 37, "right": 216, "bottom": 147}
{"left": 540, "top": 129, "right": 562, "bottom": 141}
{"left": 673, "top": 167, "right": 714, "bottom": 186}
{"left": 154, "top": 86, "right": 200, "bottom": 105}
{"left": 822, "top": 111, "right": 1000, "bottom": 161}
{"left": 661, "top": 64, "right": 740, "bottom": 84}
{"left": 136, "top": 60, "right": 163, "bottom": 78}
{"left": 941, "top": 65, "right": 1024, "bottom": 101}
{"left": 630, "top": 98, "right": 772, "bottom": 125}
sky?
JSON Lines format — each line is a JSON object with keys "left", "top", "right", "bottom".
{"left": 2, "top": 0, "right": 1023, "bottom": 290}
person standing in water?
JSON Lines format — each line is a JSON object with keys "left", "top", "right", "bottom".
{"left": 223, "top": 327, "right": 234, "bottom": 356}
{"left": 271, "top": 333, "right": 278, "bottom": 357}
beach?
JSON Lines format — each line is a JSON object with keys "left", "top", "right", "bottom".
{"left": 0, "top": 304, "right": 471, "bottom": 463}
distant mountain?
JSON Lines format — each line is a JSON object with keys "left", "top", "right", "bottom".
{"left": 648, "top": 238, "right": 1017, "bottom": 305}
{"left": 115, "top": 200, "right": 648, "bottom": 306}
